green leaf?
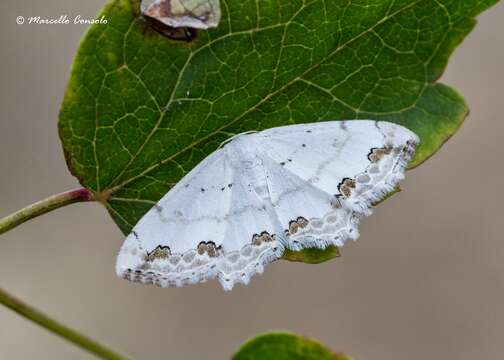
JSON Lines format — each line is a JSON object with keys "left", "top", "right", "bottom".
{"left": 232, "top": 332, "right": 350, "bottom": 360}
{"left": 59, "top": 0, "right": 499, "bottom": 242}
{"left": 283, "top": 245, "right": 340, "bottom": 264}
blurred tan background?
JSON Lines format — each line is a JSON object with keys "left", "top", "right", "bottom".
{"left": 1, "top": 1, "right": 503, "bottom": 359}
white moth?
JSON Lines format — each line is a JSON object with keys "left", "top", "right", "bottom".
{"left": 117, "top": 120, "right": 419, "bottom": 291}
{"left": 141, "top": 0, "right": 221, "bottom": 29}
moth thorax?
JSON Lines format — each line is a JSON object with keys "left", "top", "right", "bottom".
{"left": 225, "top": 136, "right": 262, "bottom": 169}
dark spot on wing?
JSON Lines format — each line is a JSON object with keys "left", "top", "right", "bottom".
{"left": 144, "top": 245, "right": 171, "bottom": 262}
{"left": 331, "top": 194, "right": 343, "bottom": 208}
{"left": 368, "top": 146, "right": 392, "bottom": 163}
{"left": 251, "top": 231, "right": 276, "bottom": 246}
{"left": 338, "top": 178, "right": 356, "bottom": 197}
{"left": 287, "top": 216, "right": 309, "bottom": 235}
{"left": 197, "top": 241, "right": 221, "bottom": 257}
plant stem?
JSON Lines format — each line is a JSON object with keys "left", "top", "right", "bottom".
{"left": 0, "top": 288, "right": 130, "bottom": 360}
{"left": 0, "top": 188, "right": 93, "bottom": 235}
{"left": 0, "top": 189, "right": 131, "bottom": 359}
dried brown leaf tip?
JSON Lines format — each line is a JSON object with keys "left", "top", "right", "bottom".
{"left": 141, "top": 0, "right": 221, "bottom": 29}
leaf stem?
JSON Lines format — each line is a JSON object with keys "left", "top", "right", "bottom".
{"left": 0, "top": 288, "right": 130, "bottom": 360}
{"left": 0, "top": 188, "right": 93, "bottom": 235}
